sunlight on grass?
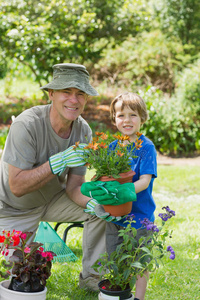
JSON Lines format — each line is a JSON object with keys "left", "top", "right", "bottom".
{"left": 154, "top": 165, "right": 200, "bottom": 196}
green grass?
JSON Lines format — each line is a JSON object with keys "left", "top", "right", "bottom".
{"left": 44, "top": 166, "right": 200, "bottom": 299}
{"left": 154, "top": 165, "right": 200, "bottom": 196}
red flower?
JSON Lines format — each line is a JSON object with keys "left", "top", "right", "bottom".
{"left": 12, "top": 235, "right": 20, "bottom": 246}
{"left": 0, "top": 236, "right": 6, "bottom": 243}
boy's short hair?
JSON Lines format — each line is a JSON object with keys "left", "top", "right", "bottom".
{"left": 110, "top": 92, "right": 148, "bottom": 124}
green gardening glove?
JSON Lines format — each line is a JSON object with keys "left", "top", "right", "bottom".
{"left": 81, "top": 181, "right": 137, "bottom": 206}
{"left": 49, "top": 143, "right": 87, "bottom": 175}
{"left": 84, "top": 199, "right": 126, "bottom": 222}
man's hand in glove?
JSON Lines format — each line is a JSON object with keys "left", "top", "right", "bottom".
{"left": 81, "top": 181, "right": 137, "bottom": 205}
{"left": 84, "top": 199, "right": 126, "bottom": 222}
{"left": 49, "top": 143, "right": 87, "bottom": 175}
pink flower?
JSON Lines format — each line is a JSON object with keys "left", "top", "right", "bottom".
{"left": 46, "top": 252, "right": 54, "bottom": 261}
{"left": 102, "top": 286, "right": 106, "bottom": 290}
{"left": 24, "top": 247, "right": 31, "bottom": 253}
{"left": 20, "top": 233, "right": 27, "bottom": 240}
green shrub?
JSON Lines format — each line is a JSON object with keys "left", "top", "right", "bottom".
{"left": 95, "top": 30, "right": 187, "bottom": 93}
{"left": 141, "top": 85, "right": 200, "bottom": 156}
{"left": 0, "top": 98, "right": 45, "bottom": 124}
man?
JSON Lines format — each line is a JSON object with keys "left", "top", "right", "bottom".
{"left": 0, "top": 63, "right": 106, "bottom": 291}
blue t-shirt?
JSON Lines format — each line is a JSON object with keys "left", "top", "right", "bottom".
{"left": 110, "top": 134, "right": 157, "bottom": 229}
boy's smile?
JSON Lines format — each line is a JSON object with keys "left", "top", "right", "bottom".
{"left": 114, "top": 101, "right": 142, "bottom": 142}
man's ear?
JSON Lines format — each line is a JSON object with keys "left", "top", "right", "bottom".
{"left": 48, "top": 89, "right": 54, "bottom": 99}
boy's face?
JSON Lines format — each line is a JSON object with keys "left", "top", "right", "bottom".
{"left": 114, "top": 101, "right": 142, "bottom": 142}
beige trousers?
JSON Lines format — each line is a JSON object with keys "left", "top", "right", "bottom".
{"left": 0, "top": 192, "right": 106, "bottom": 278}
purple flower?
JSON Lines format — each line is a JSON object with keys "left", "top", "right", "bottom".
{"left": 126, "top": 214, "right": 135, "bottom": 221}
{"left": 140, "top": 218, "right": 159, "bottom": 232}
{"left": 169, "top": 253, "right": 175, "bottom": 260}
{"left": 159, "top": 206, "right": 175, "bottom": 222}
{"left": 167, "top": 245, "right": 175, "bottom": 260}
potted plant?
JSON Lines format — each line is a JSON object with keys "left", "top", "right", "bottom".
{"left": 75, "top": 131, "right": 142, "bottom": 216}
{"left": 92, "top": 206, "right": 176, "bottom": 300}
{"left": 0, "top": 229, "right": 56, "bottom": 299}
{"left": 75, "top": 131, "right": 143, "bottom": 182}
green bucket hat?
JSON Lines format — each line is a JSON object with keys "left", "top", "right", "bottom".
{"left": 40, "top": 63, "right": 98, "bottom": 96}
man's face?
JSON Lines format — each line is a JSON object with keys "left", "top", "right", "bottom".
{"left": 49, "top": 88, "right": 88, "bottom": 122}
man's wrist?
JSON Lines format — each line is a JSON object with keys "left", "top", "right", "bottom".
{"left": 49, "top": 152, "right": 64, "bottom": 175}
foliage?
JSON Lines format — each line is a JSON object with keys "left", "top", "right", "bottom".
{"left": 95, "top": 30, "right": 187, "bottom": 93}
{"left": 93, "top": 206, "right": 175, "bottom": 291}
{"left": 140, "top": 86, "right": 200, "bottom": 156}
{"left": 75, "top": 131, "right": 142, "bottom": 181}
{"left": 0, "top": 230, "right": 56, "bottom": 292}
{"left": 0, "top": 0, "right": 150, "bottom": 88}
{"left": 153, "top": 0, "right": 200, "bottom": 50}
{"left": 0, "top": 98, "right": 45, "bottom": 124}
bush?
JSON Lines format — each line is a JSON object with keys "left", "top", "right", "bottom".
{"left": 141, "top": 85, "right": 200, "bottom": 156}
{"left": 94, "top": 30, "right": 187, "bottom": 93}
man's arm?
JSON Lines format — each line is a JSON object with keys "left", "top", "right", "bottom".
{"left": 8, "top": 162, "right": 55, "bottom": 197}
{"left": 65, "top": 173, "right": 89, "bottom": 208}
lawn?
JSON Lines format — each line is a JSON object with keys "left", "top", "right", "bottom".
{"left": 44, "top": 165, "right": 200, "bottom": 300}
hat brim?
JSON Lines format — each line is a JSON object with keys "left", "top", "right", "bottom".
{"left": 40, "top": 80, "right": 98, "bottom": 96}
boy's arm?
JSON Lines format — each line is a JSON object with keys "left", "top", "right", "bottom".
{"left": 134, "top": 174, "right": 152, "bottom": 194}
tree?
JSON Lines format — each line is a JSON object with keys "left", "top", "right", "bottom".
{"left": 0, "top": 0, "right": 150, "bottom": 87}
{"left": 153, "top": 0, "right": 200, "bottom": 53}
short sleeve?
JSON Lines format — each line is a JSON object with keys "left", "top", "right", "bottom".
{"left": 3, "top": 122, "right": 37, "bottom": 169}
{"left": 139, "top": 145, "right": 157, "bottom": 178}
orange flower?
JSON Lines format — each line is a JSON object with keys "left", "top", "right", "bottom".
{"left": 136, "top": 132, "right": 142, "bottom": 137}
{"left": 116, "top": 150, "right": 124, "bottom": 157}
{"left": 85, "top": 142, "right": 99, "bottom": 150}
{"left": 118, "top": 142, "right": 126, "bottom": 148}
{"left": 99, "top": 142, "right": 108, "bottom": 149}
{"left": 135, "top": 138, "right": 143, "bottom": 149}
{"left": 73, "top": 141, "right": 80, "bottom": 149}
{"left": 95, "top": 131, "right": 104, "bottom": 136}
{"left": 122, "top": 135, "right": 131, "bottom": 142}
{"left": 92, "top": 137, "right": 99, "bottom": 142}
{"left": 101, "top": 133, "right": 108, "bottom": 140}
{"left": 113, "top": 134, "right": 130, "bottom": 142}
{"left": 113, "top": 134, "right": 122, "bottom": 140}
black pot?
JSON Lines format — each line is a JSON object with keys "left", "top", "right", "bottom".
{"left": 8, "top": 277, "right": 45, "bottom": 293}
{"left": 98, "top": 279, "right": 132, "bottom": 300}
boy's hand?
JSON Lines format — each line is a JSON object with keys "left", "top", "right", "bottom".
{"left": 81, "top": 181, "right": 137, "bottom": 205}
{"left": 49, "top": 143, "right": 87, "bottom": 175}
{"left": 84, "top": 199, "right": 126, "bottom": 222}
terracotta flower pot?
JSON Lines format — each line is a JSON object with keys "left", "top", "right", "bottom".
{"left": 97, "top": 170, "right": 135, "bottom": 184}
{"left": 94, "top": 170, "right": 135, "bottom": 217}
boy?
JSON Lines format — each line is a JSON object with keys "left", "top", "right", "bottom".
{"left": 107, "top": 92, "right": 157, "bottom": 300}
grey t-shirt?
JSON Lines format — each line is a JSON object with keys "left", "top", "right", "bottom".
{"left": 0, "top": 104, "right": 92, "bottom": 209}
